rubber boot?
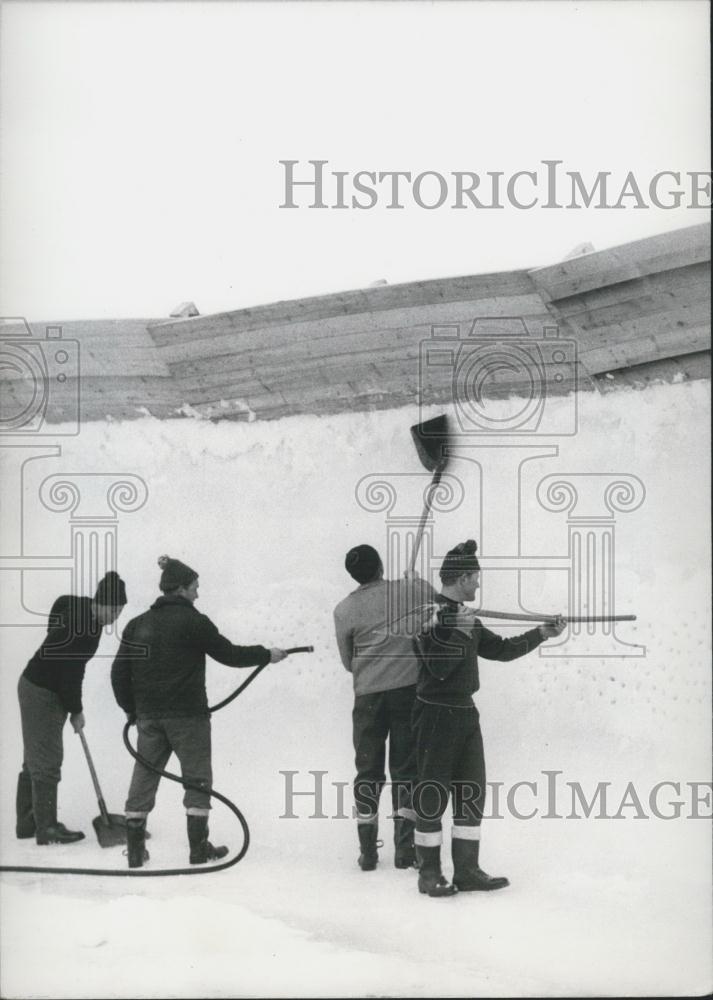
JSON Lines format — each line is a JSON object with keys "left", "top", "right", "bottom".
{"left": 452, "top": 837, "right": 509, "bottom": 891}
{"left": 126, "top": 818, "right": 149, "bottom": 868}
{"left": 416, "top": 845, "right": 457, "bottom": 897}
{"left": 394, "top": 817, "right": 417, "bottom": 869}
{"left": 187, "top": 815, "right": 228, "bottom": 865}
{"left": 16, "top": 770, "right": 35, "bottom": 839}
{"left": 32, "top": 780, "right": 85, "bottom": 845}
{"left": 357, "top": 822, "right": 380, "bottom": 871}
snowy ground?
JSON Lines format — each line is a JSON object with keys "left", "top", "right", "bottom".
{"left": 1, "top": 381, "right": 711, "bottom": 998}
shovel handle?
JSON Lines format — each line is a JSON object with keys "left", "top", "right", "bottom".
{"left": 409, "top": 467, "right": 444, "bottom": 573}
{"left": 77, "top": 729, "right": 110, "bottom": 822}
{"left": 476, "top": 608, "right": 636, "bottom": 624}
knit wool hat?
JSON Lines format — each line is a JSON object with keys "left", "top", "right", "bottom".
{"left": 345, "top": 544, "right": 382, "bottom": 584}
{"left": 439, "top": 539, "right": 480, "bottom": 584}
{"left": 158, "top": 554, "right": 198, "bottom": 592}
{"left": 94, "top": 571, "right": 127, "bottom": 607}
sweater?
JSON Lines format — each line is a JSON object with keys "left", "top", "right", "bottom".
{"left": 22, "top": 595, "right": 102, "bottom": 714}
{"left": 111, "top": 595, "right": 271, "bottom": 719}
{"left": 333, "top": 577, "right": 436, "bottom": 696}
{"left": 415, "top": 593, "right": 544, "bottom": 707}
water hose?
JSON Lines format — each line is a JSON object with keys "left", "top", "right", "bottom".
{"left": 0, "top": 646, "right": 314, "bottom": 877}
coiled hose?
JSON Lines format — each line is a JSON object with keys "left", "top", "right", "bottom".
{"left": 0, "top": 646, "right": 313, "bottom": 877}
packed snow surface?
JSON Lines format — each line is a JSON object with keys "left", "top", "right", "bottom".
{"left": 1, "top": 381, "right": 711, "bottom": 997}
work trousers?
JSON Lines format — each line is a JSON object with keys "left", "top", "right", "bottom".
{"left": 125, "top": 715, "right": 213, "bottom": 817}
{"left": 412, "top": 700, "right": 486, "bottom": 841}
{"left": 18, "top": 674, "right": 67, "bottom": 786}
{"left": 352, "top": 684, "right": 417, "bottom": 822}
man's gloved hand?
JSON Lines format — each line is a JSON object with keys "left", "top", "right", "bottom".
{"left": 269, "top": 648, "right": 288, "bottom": 663}
{"left": 70, "top": 711, "right": 85, "bottom": 732}
{"left": 539, "top": 615, "right": 567, "bottom": 639}
{"left": 403, "top": 569, "right": 421, "bottom": 580}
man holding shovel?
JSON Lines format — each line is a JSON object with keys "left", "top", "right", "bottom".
{"left": 16, "top": 571, "right": 128, "bottom": 845}
{"left": 111, "top": 555, "right": 287, "bottom": 869}
{"left": 412, "top": 539, "right": 566, "bottom": 897}
{"left": 334, "top": 545, "right": 436, "bottom": 872}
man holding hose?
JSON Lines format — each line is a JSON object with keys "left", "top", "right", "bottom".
{"left": 111, "top": 555, "right": 287, "bottom": 869}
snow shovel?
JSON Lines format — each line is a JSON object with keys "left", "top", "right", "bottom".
{"left": 409, "top": 413, "right": 452, "bottom": 571}
{"left": 77, "top": 729, "right": 129, "bottom": 848}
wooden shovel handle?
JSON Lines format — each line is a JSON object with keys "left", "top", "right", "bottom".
{"left": 409, "top": 467, "right": 444, "bottom": 573}
{"left": 476, "top": 609, "right": 636, "bottom": 624}
{"left": 77, "top": 729, "right": 110, "bottom": 822}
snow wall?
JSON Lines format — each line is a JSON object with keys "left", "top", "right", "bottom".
{"left": 1, "top": 380, "right": 711, "bottom": 998}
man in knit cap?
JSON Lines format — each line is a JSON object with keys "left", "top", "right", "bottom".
{"left": 17, "top": 571, "right": 128, "bottom": 845}
{"left": 111, "top": 555, "right": 287, "bottom": 868}
{"left": 334, "top": 544, "right": 436, "bottom": 872}
{"left": 412, "top": 539, "right": 566, "bottom": 897}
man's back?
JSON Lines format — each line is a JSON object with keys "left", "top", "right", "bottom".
{"left": 112, "top": 594, "right": 271, "bottom": 720}
{"left": 334, "top": 576, "right": 435, "bottom": 695}
{"left": 122, "top": 595, "right": 210, "bottom": 718}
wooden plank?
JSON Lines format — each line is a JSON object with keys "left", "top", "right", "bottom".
{"left": 559, "top": 312, "right": 711, "bottom": 354}
{"left": 548, "top": 262, "right": 710, "bottom": 323}
{"left": 531, "top": 223, "right": 711, "bottom": 301}
{"left": 553, "top": 296, "right": 711, "bottom": 340}
{"left": 169, "top": 324, "right": 425, "bottom": 380}
{"left": 77, "top": 349, "right": 170, "bottom": 377}
{"left": 166, "top": 313, "right": 554, "bottom": 379}
{"left": 593, "top": 351, "right": 710, "bottom": 389}
{"left": 0, "top": 318, "right": 170, "bottom": 379}
{"left": 181, "top": 355, "right": 582, "bottom": 409}
{"left": 153, "top": 296, "right": 549, "bottom": 366}
{"left": 580, "top": 327, "right": 710, "bottom": 373}
{"left": 148, "top": 270, "right": 540, "bottom": 347}
{"left": 178, "top": 347, "right": 581, "bottom": 395}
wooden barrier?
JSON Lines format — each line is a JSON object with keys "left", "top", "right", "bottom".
{"left": 0, "top": 224, "right": 709, "bottom": 424}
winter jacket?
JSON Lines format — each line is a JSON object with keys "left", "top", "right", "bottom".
{"left": 333, "top": 577, "right": 436, "bottom": 695}
{"left": 22, "top": 595, "right": 102, "bottom": 714}
{"left": 111, "top": 595, "right": 270, "bottom": 719}
{"left": 415, "top": 593, "right": 544, "bottom": 707}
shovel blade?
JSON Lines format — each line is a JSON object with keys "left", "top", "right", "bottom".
{"left": 410, "top": 414, "right": 452, "bottom": 472}
{"left": 92, "top": 813, "right": 128, "bottom": 849}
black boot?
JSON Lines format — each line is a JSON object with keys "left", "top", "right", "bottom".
{"left": 32, "top": 780, "right": 85, "bottom": 845}
{"left": 416, "top": 845, "right": 457, "bottom": 897}
{"left": 394, "top": 817, "right": 417, "bottom": 869}
{"left": 357, "top": 822, "right": 380, "bottom": 871}
{"left": 16, "top": 770, "right": 35, "bottom": 839}
{"left": 187, "top": 815, "right": 228, "bottom": 865}
{"left": 126, "top": 818, "right": 149, "bottom": 868}
{"left": 452, "top": 836, "right": 509, "bottom": 892}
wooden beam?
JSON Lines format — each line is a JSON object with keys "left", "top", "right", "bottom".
{"left": 531, "top": 223, "right": 711, "bottom": 301}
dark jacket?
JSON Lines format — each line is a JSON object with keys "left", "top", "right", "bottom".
{"left": 23, "top": 595, "right": 102, "bottom": 714}
{"left": 415, "top": 594, "right": 544, "bottom": 707}
{"left": 111, "top": 595, "right": 271, "bottom": 719}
